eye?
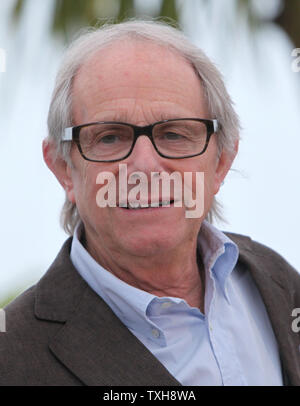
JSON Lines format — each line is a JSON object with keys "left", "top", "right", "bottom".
{"left": 162, "top": 132, "right": 185, "bottom": 141}
{"left": 98, "top": 134, "right": 120, "bottom": 144}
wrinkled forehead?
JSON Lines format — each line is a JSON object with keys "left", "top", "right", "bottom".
{"left": 76, "top": 37, "right": 197, "bottom": 79}
{"left": 71, "top": 38, "right": 208, "bottom": 123}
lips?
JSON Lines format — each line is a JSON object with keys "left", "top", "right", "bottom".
{"left": 119, "top": 199, "right": 175, "bottom": 209}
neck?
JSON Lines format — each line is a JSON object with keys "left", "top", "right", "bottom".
{"left": 81, "top": 227, "right": 206, "bottom": 312}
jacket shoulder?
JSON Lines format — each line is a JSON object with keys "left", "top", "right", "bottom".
{"left": 0, "top": 271, "right": 82, "bottom": 385}
{"left": 225, "top": 231, "right": 298, "bottom": 270}
{"left": 0, "top": 286, "right": 56, "bottom": 385}
{"left": 225, "top": 231, "right": 300, "bottom": 303}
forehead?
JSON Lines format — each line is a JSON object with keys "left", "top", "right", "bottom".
{"left": 71, "top": 38, "right": 208, "bottom": 123}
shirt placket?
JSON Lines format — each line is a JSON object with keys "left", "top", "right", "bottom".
{"left": 206, "top": 268, "right": 247, "bottom": 386}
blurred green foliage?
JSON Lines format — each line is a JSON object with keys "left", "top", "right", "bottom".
{"left": 12, "top": 0, "right": 300, "bottom": 46}
{"left": 12, "top": 0, "right": 179, "bottom": 40}
{"left": 275, "top": 0, "right": 300, "bottom": 47}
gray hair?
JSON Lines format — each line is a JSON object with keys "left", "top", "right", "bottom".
{"left": 47, "top": 19, "right": 240, "bottom": 235}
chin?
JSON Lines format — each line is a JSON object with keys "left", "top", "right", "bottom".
{"left": 117, "top": 229, "right": 182, "bottom": 257}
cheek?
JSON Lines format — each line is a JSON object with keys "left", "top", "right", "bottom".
{"left": 204, "top": 168, "right": 217, "bottom": 194}
{"left": 73, "top": 164, "right": 99, "bottom": 210}
{"left": 73, "top": 163, "right": 121, "bottom": 217}
{"left": 201, "top": 147, "right": 219, "bottom": 196}
{"left": 189, "top": 157, "right": 218, "bottom": 205}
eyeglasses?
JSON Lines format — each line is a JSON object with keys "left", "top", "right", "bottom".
{"left": 62, "top": 118, "right": 219, "bottom": 162}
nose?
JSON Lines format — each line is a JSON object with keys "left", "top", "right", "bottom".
{"left": 124, "top": 135, "right": 164, "bottom": 173}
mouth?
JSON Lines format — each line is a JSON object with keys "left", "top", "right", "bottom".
{"left": 118, "top": 199, "right": 175, "bottom": 210}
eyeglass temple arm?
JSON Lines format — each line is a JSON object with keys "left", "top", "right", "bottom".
{"left": 62, "top": 127, "right": 73, "bottom": 141}
{"left": 212, "top": 119, "right": 219, "bottom": 133}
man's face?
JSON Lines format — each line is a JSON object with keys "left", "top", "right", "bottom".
{"left": 64, "top": 40, "right": 233, "bottom": 258}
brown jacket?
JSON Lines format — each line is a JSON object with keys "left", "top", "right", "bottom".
{"left": 0, "top": 233, "right": 299, "bottom": 386}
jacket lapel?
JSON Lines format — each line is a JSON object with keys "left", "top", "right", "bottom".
{"left": 35, "top": 238, "right": 180, "bottom": 386}
{"left": 228, "top": 233, "right": 300, "bottom": 386}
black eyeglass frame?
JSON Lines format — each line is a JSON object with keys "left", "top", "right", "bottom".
{"left": 62, "top": 118, "right": 219, "bottom": 163}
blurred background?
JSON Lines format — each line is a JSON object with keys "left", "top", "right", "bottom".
{"left": 1, "top": 0, "right": 300, "bottom": 307}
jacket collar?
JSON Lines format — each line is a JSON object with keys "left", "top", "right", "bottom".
{"left": 35, "top": 238, "right": 180, "bottom": 386}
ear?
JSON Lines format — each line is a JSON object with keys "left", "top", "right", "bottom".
{"left": 42, "top": 138, "right": 76, "bottom": 204}
{"left": 213, "top": 139, "right": 239, "bottom": 195}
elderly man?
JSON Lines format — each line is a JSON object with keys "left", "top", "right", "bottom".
{"left": 1, "top": 20, "right": 299, "bottom": 386}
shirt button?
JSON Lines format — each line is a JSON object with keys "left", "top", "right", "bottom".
{"left": 151, "top": 328, "right": 160, "bottom": 338}
{"left": 161, "top": 302, "right": 173, "bottom": 309}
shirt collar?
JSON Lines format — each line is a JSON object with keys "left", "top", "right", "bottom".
{"left": 198, "top": 220, "right": 239, "bottom": 301}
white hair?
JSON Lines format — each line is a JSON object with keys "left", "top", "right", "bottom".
{"left": 47, "top": 19, "right": 240, "bottom": 235}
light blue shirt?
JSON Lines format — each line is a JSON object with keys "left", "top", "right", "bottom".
{"left": 70, "top": 220, "right": 283, "bottom": 386}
